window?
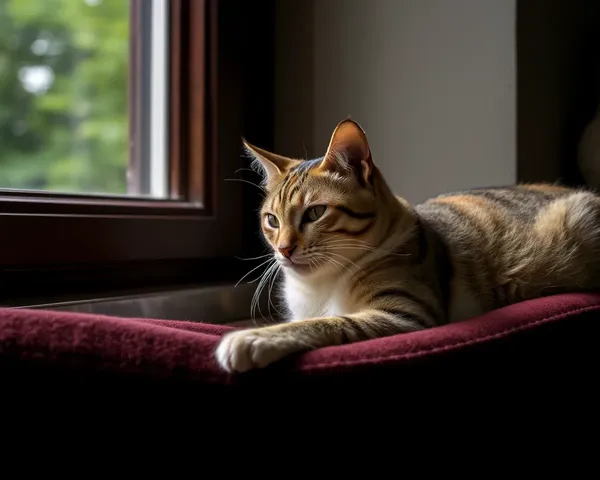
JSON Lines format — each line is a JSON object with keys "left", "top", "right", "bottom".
{"left": 0, "top": 0, "right": 182, "bottom": 200}
{"left": 0, "top": 0, "right": 136, "bottom": 197}
{"left": 1, "top": 0, "right": 275, "bottom": 302}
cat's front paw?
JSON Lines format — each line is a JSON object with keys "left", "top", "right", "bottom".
{"left": 215, "top": 328, "right": 295, "bottom": 373}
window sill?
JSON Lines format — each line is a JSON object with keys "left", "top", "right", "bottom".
{"left": 11, "top": 282, "right": 277, "bottom": 326}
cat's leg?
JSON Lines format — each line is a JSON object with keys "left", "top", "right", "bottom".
{"left": 215, "top": 309, "right": 426, "bottom": 373}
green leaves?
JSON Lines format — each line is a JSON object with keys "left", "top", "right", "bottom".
{"left": 0, "top": 0, "right": 129, "bottom": 195}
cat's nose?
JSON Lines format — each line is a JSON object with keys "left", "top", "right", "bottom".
{"left": 278, "top": 245, "right": 296, "bottom": 259}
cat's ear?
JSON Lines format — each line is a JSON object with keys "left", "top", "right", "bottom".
{"left": 243, "top": 140, "right": 300, "bottom": 185}
{"left": 318, "top": 118, "right": 373, "bottom": 185}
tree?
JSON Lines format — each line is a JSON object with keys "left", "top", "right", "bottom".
{"left": 0, "top": 0, "right": 129, "bottom": 194}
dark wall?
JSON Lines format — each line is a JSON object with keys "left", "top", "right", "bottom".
{"left": 517, "top": 0, "right": 600, "bottom": 187}
{"left": 218, "top": 0, "right": 275, "bottom": 258}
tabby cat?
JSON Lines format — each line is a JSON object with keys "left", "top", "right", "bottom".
{"left": 216, "top": 118, "right": 600, "bottom": 373}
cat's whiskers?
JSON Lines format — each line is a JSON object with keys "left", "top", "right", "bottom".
{"left": 260, "top": 262, "right": 280, "bottom": 314}
{"left": 311, "top": 252, "right": 353, "bottom": 274}
{"left": 326, "top": 251, "right": 365, "bottom": 273}
{"left": 224, "top": 177, "right": 266, "bottom": 196}
{"left": 249, "top": 263, "right": 270, "bottom": 319}
{"left": 235, "top": 257, "right": 276, "bottom": 287}
{"left": 267, "top": 264, "right": 283, "bottom": 320}
{"left": 308, "top": 255, "right": 324, "bottom": 271}
{"left": 235, "top": 253, "right": 273, "bottom": 261}
{"left": 314, "top": 239, "right": 381, "bottom": 252}
{"left": 251, "top": 260, "right": 279, "bottom": 322}
{"left": 316, "top": 238, "right": 374, "bottom": 247}
{"left": 233, "top": 167, "right": 258, "bottom": 175}
{"left": 324, "top": 256, "right": 350, "bottom": 273}
{"left": 316, "top": 244, "right": 408, "bottom": 259}
{"left": 315, "top": 238, "right": 408, "bottom": 257}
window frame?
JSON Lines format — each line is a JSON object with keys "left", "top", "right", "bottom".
{"left": 0, "top": 0, "right": 273, "bottom": 303}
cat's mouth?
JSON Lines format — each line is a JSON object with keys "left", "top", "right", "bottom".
{"left": 279, "top": 257, "right": 311, "bottom": 272}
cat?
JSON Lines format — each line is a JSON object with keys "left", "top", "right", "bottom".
{"left": 215, "top": 118, "right": 600, "bottom": 373}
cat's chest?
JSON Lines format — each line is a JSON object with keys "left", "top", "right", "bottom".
{"left": 284, "top": 276, "right": 351, "bottom": 321}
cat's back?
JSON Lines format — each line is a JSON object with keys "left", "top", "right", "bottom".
{"left": 412, "top": 183, "right": 600, "bottom": 320}
{"left": 416, "top": 183, "right": 575, "bottom": 224}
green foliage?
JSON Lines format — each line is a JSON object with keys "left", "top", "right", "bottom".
{"left": 0, "top": 0, "right": 129, "bottom": 194}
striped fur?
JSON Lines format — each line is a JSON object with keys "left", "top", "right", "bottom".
{"left": 216, "top": 119, "right": 600, "bottom": 373}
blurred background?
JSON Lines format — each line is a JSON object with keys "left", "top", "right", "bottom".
{"left": 0, "top": 0, "right": 129, "bottom": 195}
{"left": 0, "top": 0, "right": 599, "bottom": 204}
{"left": 2, "top": 0, "right": 600, "bottom": 313}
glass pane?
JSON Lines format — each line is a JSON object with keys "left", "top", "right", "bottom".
{"left": 0, "top": 0, "right": 169, "bottom": 198}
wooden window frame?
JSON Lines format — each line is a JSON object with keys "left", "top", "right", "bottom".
{"left": 0, "top": 0, "right": 274, "bottom": 303}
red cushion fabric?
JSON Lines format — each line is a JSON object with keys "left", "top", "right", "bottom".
{"left": 1, "top": 293, "right": 600, "bottom": 380}
{"left": 2, "top": 293, "right": 600, "bottom": 428}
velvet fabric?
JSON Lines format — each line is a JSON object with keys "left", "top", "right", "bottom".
{"left": 2, "top": 294, "right": 599, "bottom": 433}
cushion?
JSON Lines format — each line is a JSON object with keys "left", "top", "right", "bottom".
{"left": 2, "top": 293, "right": 600, "bottom": 426}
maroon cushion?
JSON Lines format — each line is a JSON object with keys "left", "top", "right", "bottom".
{"left": 3, "top": 293, "right": 599, "bottom": 439}
{"left": 1, "top": 292, "right": 599, "bottom": 381}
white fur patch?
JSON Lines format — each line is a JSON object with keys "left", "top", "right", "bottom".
{"left": 283, "top": 274, "right": 353, "bottom": 321}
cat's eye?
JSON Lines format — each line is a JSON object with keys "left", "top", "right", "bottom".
{"left": 266, "top": 214, "right": 279, "bottom": 228}
{"left": 303, "top": 205, "right": 327, "bottom": 223}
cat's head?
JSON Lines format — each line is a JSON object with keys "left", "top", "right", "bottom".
{"left": 245, "top": 118, "right": 394, "bottom": 278}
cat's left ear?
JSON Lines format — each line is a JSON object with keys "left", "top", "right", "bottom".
{"left": 243, "top": 140, "right": 301, "bottom": 186}
{"left": 318, "top": 118, "right": 373, "bottom": 186}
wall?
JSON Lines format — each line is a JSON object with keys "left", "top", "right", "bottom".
{"left": 517, "top": 0, "right": 600, "bottom": 188}
{"left": 275, "top": 0, "right": 516, "bottom": 204}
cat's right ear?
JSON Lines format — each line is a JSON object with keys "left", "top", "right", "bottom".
{"left": 243, "top": 140, "right": 300, "bottom": 186}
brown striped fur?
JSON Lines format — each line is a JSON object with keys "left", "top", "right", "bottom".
{"left": 215, "top": 119, "right": 600, "bottom": 373}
